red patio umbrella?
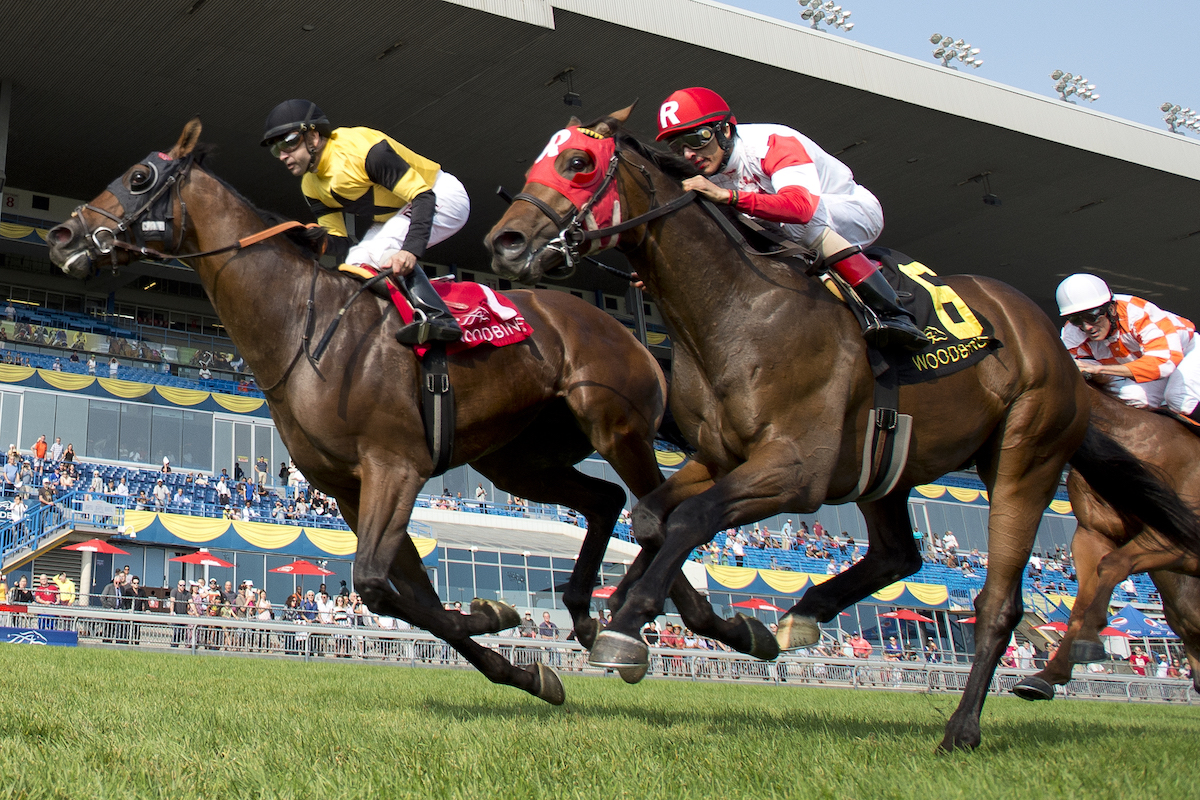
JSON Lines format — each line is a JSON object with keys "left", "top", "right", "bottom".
{"left": 879, "top": 609, "right": 936, "bottom": 623}
{"left": 269, "top": 559, "right": 334, "bottom": 576}
{"left": 1099, "top": 626, "right": 1133, "bottom": 638}
{"left": 1036, "top": 621, "right": 1069, "bottom": 632}
{"left": 592, "top": 584, "right": 617, "bottom": 599}
{"left": 169, "top": 550, "right": 234, "bottom": 568}
{"left": 63, "top": 538, "right": 129, "bottom": 555}
{"left": 732, "top": 598, "right": 784, "bottom": 612}
{"left": 955, "top": 617, "right": 976, "bottom": 623}
{"left": 270, "top": 558, "right": 335, "bottom": 595}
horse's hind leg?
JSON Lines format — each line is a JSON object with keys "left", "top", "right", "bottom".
{"left": 1153, "top": 571, "right": 1200, "bottom": 693}
{"left": 475, "top": 456, "right": 626, "bottom": 649}
{"left": 1013, "top": 526, "right": 1113, "bottom": 700}
{"left": 940, "top": 447, "right": 1071, "bottom": 751}
{"left": 352, "top": 469, "right": 555, "bottom": 703}
{"left": 777, "top": 492, "right": 923, "bottom": 650}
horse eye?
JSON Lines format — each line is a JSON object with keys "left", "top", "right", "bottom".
{"left": 567, "top": 156, "right": 590, "bottom": 172}
{"left": 129, "top": 167, "right": 153, "bottom": 192}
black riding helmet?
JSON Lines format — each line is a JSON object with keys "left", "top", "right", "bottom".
{"left": 260, "top": 99, "right": 331, "bottom": 147}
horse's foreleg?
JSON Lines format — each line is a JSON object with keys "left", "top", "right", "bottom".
{"left": 617, "top": 460, "right": 715, "bottom": 610}
{"left": 777, "top": 493, "right": 922, "bottom": 651}
{"left": 1014, "top": 526, "right": 1113, "bottom": 700}
{"left": 594, "top": 442, "right": 823, "bottom": 671}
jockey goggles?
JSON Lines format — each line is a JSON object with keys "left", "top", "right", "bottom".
{"left": 665, "top": 125, "right": 716, "bottom": 154}
{"left": 267, "top": 131, "right": 306, "bottom": 159}
{"left": 1065, "top": 306, "right": 1109, "bottom": 327}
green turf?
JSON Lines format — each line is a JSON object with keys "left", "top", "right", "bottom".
{"left": 0, "top": 646, "right": 1195, "bottom": 799}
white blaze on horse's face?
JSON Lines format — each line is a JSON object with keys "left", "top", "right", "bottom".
{"left": 536, "top": 130, "right": 573, "bottom": 163}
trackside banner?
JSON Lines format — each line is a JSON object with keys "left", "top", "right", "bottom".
{"left": 0, "top": 627, "right": 79, "bottom": 646}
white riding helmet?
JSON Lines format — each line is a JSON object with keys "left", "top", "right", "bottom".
{"left": 1056, "top": 273, "right": 1113, "bottom": 317}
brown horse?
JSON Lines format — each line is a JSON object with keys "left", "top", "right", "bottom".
{"left": 44, "top": 118, "right": 682, "bottom": 704}
{"left": 1013, "top": 386, "right": 1200, "bottom": 700}
{"left": 486, "top": 107, "right": 1200, "bottom": 750}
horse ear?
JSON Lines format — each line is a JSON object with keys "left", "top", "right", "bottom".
{"left": 170, "top": 117, "right": 203, "bottom": 159}
{"left": 593, "top": 101, "right": 637, "bottom": 137}
{"left": 568, "top": 116, "right": 582, "bottom": 127}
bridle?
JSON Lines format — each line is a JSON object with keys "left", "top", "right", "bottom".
{"left": 69, "top": 151, "right": 318, "bottom": 276}
{"left": 511, "top": 138, "right": 697, "bottom": 280}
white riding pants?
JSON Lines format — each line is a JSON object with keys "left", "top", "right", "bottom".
{"left": 780, "top": 183, "right": 884, "bottom": 250}
{"left": 1100, "top": 337, "right": 1200, "bottom": 415}
{"left": 347, "top": 171, "right": 471, "bottom": 267}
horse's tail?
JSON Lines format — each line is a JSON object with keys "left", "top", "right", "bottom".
{"left": 1069, "top": 423, "right": 1200, "bottom": 556}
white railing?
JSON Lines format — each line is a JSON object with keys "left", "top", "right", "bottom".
{"left": 1, "top": 606, "right": 1192, "bottom": 704}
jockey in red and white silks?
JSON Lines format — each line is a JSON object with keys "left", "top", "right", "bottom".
{"left": 1057, "top": 272, "right": 1200, "bottom": 418}
{"left": 656, "top": 87, "right": 928, "bottom": 352}
{"left": 698, "top": 122, "right": 883, "bottom": 252}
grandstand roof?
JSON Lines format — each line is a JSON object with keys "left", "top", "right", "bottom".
{"left": 4, "top": 0, "right": 1200, "bottom": 318}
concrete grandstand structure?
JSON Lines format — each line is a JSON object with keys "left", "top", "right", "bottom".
{"left": 0, "top": 1, "right": 1193, "bottom": 654}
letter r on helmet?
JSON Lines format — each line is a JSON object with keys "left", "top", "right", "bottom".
{"left": 660, "top": 101, "right": 680, "bottom": 129}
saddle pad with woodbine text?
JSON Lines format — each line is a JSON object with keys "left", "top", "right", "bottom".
{"left": 338, "top": 265, "right": 533, "bottom": 358}
{"left": 864, "top": 247, "right": 1002, "bottom": 385}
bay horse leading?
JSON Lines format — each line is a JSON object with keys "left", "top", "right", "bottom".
{"left": 45, "top": 118, "right": 677, "bottom": 704}
{"left": 1013, "top": 386, "right": 1200, "bottom": 701}
{"left": 486, "top": 107, "right": 1200, "bottom": 750}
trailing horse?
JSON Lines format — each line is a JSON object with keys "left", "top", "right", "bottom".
{"left": 46, "top": 117, "right": 681, "bottom": 705}
{"left": 486, "top": 106, "right": 1200, "bottom": 750}
{"left": 1013, "top": 386, "right": 1200, "bottom": 700}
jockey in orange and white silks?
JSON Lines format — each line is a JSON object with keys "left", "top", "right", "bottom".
{"left": 656, "top": 87, "right": 928, "bottom": 352}
{"left": 1057, "top": 272, "right": 1200, "bottom": 419}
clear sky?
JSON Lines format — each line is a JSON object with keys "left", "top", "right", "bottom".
{"left": 714, "top": 1, "right": 1198, "bottom": 132}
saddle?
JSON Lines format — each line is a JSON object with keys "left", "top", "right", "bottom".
{"left": 330, "top": 265, "right": 534, "bottom": 477}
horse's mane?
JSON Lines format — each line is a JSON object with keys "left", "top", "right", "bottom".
{"left": 190, "top": 143, "right": 326, "bottom": 260}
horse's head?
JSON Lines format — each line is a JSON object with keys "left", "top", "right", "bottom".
{"left": 47, "top": 118, "right": 203, "bottom": 279}
{"left": 487, "top": 106, "right": 642, "bottom": 284}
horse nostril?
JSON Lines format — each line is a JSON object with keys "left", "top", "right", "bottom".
{"left": 48, "top": 226, "right": 74, "bottom": 247}
{"left": 493, "top": 229, "right": 527, "bottom": 257}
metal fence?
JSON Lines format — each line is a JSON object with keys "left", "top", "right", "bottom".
{"left": 2, "top": 606, "right": 1193, "bottom": 704}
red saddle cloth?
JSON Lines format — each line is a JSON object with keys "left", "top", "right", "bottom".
{"left": 340, "top": 265, "right": 533, "bottom": 357}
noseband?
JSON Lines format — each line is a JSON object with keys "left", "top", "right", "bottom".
{"left": 512, "top": 141, "right": 697, "bottom": 280}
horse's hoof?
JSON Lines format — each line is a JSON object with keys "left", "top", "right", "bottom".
{"left": 735, "top": 613, "right": 780, "bottom": 661}
{"left": 588, "top": 630, "right": 649, "bottom": 669}
{"left": 1011, "top": 676, "right": 1056, "bottom": 702}
{"left": 936, "top": 734, "right": 979, "bottom": 754}
{"left": 1069, "top": 639, "right": 1107, "bottom": 664}
{"left": 471, "top": 598, "right": 520, "bottom": 632}
{"left": 574, "top": 617, "right": 600, "bottom": 650}
{"left": 618, "top": 663, "right": 649, "bottom": 684}
{"left": 776, "top": 613, "right": 821, "bottom": 651}
{"left": 527, "top": 662, "right": 565, "bottom": 706}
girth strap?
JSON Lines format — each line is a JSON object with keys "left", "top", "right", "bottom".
{"left": 419, "top": 343, "right": 456, "bottom": 477}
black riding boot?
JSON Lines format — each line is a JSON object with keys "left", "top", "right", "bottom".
{"left": 395, "top": 266, "right": 462, "bottom": 345}
{"left": 852, "top": 271, "right": 931, "bottom": 352}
